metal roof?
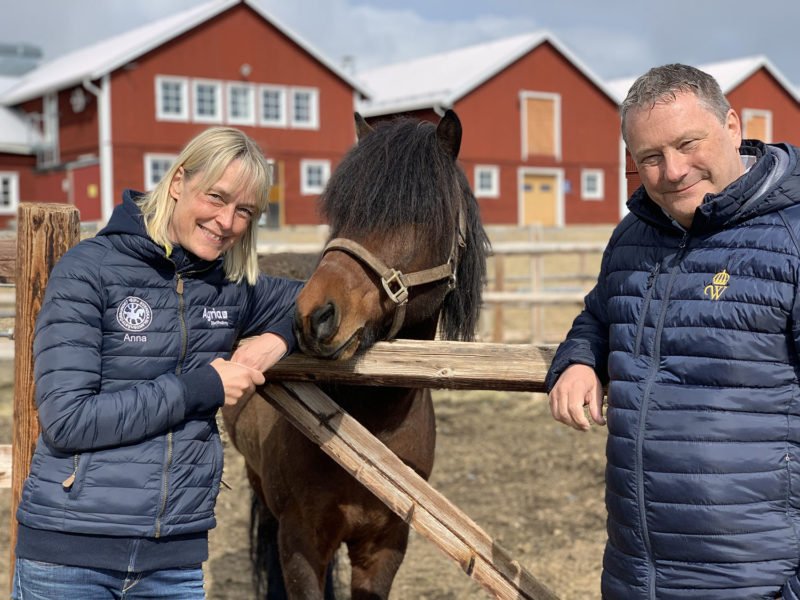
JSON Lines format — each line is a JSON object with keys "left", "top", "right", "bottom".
{"left": 355, "top": 31, "right": 618, "bottom": 117}
{"left": 0, "top": 0, "right": 368, "bottom": 106}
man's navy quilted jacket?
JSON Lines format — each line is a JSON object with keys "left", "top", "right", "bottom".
{"left": 547, "top": 141, "right": 800, "bottom": 599}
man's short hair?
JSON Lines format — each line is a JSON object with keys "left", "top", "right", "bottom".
{"left": 620, "top": 63, "right": 731, "bottom": 144}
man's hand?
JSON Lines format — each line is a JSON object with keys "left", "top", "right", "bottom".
{"left": 548, "top": 364, "right": 605, "bottom": 431}
{"left": 231, "top": 332, "right": 289, "bottom": 373}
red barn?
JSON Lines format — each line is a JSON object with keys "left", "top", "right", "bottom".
{"left": 356, "top": 32, "right": 625, "bottom": 227}
{"left": 0, "top": 0, "right": 368, "bottom": 228}
{"left": 609, "top": 56, "right": 800, "bottom": 199}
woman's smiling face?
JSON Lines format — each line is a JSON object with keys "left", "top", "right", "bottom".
{"left": 167, "top": 159, "right": 257, "bottom": 260}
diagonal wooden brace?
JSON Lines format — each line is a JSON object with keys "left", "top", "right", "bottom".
{"left": 258, "top": 381, "right": 559, "bottom": 600}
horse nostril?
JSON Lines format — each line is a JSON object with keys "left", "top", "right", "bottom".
{"left": 309, "top": 301, "right": 338, "bottom": 343}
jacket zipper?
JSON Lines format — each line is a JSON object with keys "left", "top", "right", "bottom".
{"left": 62, "top": 454, "right": 79, "bottom": 490}
{"left": 154, "top": 274, "right": 187, "bottom": 538}
{"left": 636, "top": 231, "right": 690, "bottom": 599}
{"left": 633, "top": 263, "right": 661, "bottom": 359}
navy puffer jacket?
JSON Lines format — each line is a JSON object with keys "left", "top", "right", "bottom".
{"left": 17, "top": 190, "right": 303, "bottom": 540}
{"left": 547, "top": 141, "right": 800, "bottom": 599}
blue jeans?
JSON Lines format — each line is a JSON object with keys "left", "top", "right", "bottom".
{"left": 11, "top": 558, "right": 205, "bottom": 599}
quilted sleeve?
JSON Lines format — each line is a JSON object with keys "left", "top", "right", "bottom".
{"left": 544, "top": 242, "right": 612, "bottom": 392}
{"left": 239, "top": 274, "right": 304, "bottom": 353}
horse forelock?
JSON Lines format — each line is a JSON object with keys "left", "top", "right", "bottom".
{"left": 320, "top": 116, "right": 490, "bottom": 342}
{"left": 320, "top": 118, "right": 457, "bottom": 238}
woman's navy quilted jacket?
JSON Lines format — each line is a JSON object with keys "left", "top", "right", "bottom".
{"left": 17, "top": 191, "right": 302, "bottom": 541}
{"left": 547, "top": 141, "right": 800, "bottom": 599}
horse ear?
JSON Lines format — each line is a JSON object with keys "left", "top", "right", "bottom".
{"left": 436, "top": 109, "right": 462, "bottom": 159}
{"left": 354, "top": 112, "right": 374, "bottom": 141}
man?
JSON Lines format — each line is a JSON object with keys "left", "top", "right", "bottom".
{"left": 546, "top": 63, "right": 800, "bottom": 599}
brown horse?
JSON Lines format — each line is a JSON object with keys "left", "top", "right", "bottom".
{"left": 223, "top": 110, "right": 490, "bottom": 599}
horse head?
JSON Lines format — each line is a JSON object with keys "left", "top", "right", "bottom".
{"left": 294, "top": 110, "right": 489, "bottom": 360}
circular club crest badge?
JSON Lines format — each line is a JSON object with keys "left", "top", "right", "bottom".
{"left": 116, "top": 296, "right": 153, "bottom": 332}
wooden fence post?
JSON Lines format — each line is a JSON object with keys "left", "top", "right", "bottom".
{"left": 9, "top": 204, "right": 80, "bottom": 588}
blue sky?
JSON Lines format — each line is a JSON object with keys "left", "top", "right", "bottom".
{"left": 2, "top": 0, "right": 799, "bottom": 86}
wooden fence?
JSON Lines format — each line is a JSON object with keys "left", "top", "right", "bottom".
{"left": 0, "top": 207, "right": 591, "bottom": 599}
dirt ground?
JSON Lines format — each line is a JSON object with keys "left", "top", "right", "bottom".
{"left": 0, "top": 226, "right": 612, "bottom": 599}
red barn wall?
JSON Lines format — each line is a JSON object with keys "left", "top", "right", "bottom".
{"left": 109, "top": 3, "right": 357, "bottom": 225}
{"left": 453, "top": 41, "right": 621, "bottom": 225}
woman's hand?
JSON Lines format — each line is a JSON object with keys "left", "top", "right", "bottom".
{"left": 210, "top": 358, "right": 265, "bottom": 407}
{"left": 231, "top": 332, "right": 288, "bottom": 373}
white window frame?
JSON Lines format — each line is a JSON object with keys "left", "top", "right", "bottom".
{"left": 144, "top": 154, "right": 177, "bottom": 191}
{"left": 519, "top": 90, "right": 561, "bottom": 161}
{"left": 0, "top": 172, "right": 20, "bottom": 215}
{"left": 474, "top": 165, "right": 500, "bottom": 198}
{"left": 300, "top": 159, "right": 330, "bottom": 195}
{"left": 742, "top": 108, "right": 773, "bottom": 143}
{"left": 226, "top": 83, "right": 256, "bottom": 126}
{"left": 259, "top": 85, "right": 287, "bottom": 127}
{"left": 290, "top": 87, "right": 320, "bottom": 129}
{"left": 192, "top": 79, "right": 223, "bottom": 124}
{"left": 581, "top": 169, "right": 604, "bottom": 201}
{"left": 155, "top": 76, "right": 189, "bottom": 122}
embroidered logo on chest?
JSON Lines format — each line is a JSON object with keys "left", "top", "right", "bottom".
{"left": 203, "top": 307, "right": 229, "bottom": 327}
{"left": 703, "top": 269, "right": 730, "bottom": 301}
{"left": 116, "top": 296, "right": 153, "bottom": 331}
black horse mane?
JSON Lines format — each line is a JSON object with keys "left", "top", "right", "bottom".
{"left": 319, "top": 116, "right": 490, "bottom": 341}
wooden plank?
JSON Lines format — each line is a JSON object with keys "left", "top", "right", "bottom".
{"left": 266, "top": 340, "right": 556, "bottom": 393}
{"left": 9, "top": 204, "right": 80, "bottom": 588}
{"left": 260, "top": 382, "right": 559, "bottom": 600}
{"left": 0, "top": 239, "right": 15, "bottom": 283}
{"left": 0, "top": 444, "right": 9, "bottom": 489}
{"left": 483, "top": 291, "right": 585, "bottom": 305}
{"left": 491, "top": 241, "right": 605, "bottom": 256}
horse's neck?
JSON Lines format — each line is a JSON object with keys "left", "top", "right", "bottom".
{"left": 397, "top": 314, "right": 440, "bottom": 341}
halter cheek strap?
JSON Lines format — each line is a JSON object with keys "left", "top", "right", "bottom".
{"left": 321, "top": 237, "right": 455, "bottom": 339}
{"left": 321, "top": 204, "right": 466, "bottom": 340}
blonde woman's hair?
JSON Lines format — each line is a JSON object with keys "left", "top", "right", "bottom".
{"left": 136, "top": 127, "right": 271, "bottom": 285}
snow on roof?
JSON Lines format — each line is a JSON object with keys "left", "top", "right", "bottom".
{"left": 607, "top": 56, "right": 800, "bottom": 104}
{"left": 0, "top": 0, "right": 367, "bottom": 106}
{"left": 356, "top": 31, "right": 618, "bottom": 117}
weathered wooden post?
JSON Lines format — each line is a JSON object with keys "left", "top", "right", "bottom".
{"left": 9, "top": 203, "right": 80, "bottom": 588}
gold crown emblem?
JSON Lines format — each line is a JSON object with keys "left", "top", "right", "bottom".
{"left": 712, "top": 270, "right": 730, "bottom": 286}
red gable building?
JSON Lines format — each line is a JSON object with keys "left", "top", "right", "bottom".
{"left": 356, "top": 32, "right": 626, "bottom": 227}
{"left": 0, "top": 0, "right": 367, "bottom": 228}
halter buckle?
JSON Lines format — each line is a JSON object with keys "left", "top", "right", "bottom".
{"left": 381, "top": 270, "right": 409, "bottom": 305}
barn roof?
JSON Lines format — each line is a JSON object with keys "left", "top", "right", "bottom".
{"left": 355, "top": 31, "right": 618, "bottom": 117}
{"left": 0, "top": 0, "right": 368, "bottom": 106}
{"left": 607, "top": 55, "right": 800, "bottom": 104}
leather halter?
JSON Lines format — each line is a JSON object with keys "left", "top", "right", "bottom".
{"left": 320, "top": 208, "right": 466, "bottom": 340}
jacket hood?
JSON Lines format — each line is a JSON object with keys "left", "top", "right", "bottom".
{"left": 97, "top": 189, "right": 222, "bottom": 273}
{"left": 627, "top": 140, "right": 800, "bottom": 234}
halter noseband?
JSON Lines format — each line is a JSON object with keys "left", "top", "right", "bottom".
{"left": 321, "top": 208, "right": 466, "bottom": 340}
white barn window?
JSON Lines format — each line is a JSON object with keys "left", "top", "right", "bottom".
{"left": 192, "top": 79, "right": 223, "bottom": 123}
{"left": 474, "top": 165, "right": 499, "bottom": 198}
{"left": 155, "top": 76, "right": 188, "bottom": 121}
{"left": 260, "top": 86, "right": 287, "bottom": 127}
{"left": 581, "top": 169, "right": 604, "bottom": 201}
{"left": 0, "top": 172, "right": 20, "bottom": 214}
{"left": 300, "top": 160, "right": 330, "bottom": 195}
{"left": 144, "top": 154, "right": 176, "bottom": 191}
{"left": 227, "top": 83, "right": 256, "bottom": 126}
{"left": 290, "top": 88, "right": 319, "bottom": 129}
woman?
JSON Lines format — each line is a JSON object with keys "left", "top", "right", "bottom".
{"left": 12, "top": 127, "right": 303, "bottom": 599}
